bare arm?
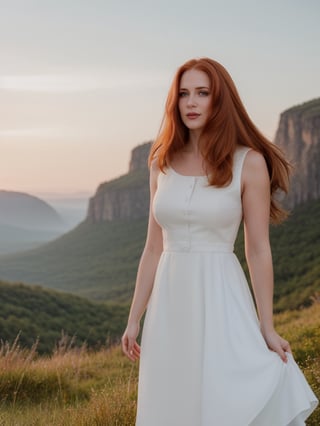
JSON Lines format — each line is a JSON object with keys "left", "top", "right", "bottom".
{"left": 121, "top": 160, "right": 163, "bottom": 361}
{"left": 242, "top": 150, "right": 291, "bottom": 362}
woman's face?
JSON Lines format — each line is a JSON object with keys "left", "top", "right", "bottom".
{"left": 178, "top": 69, "right": 212, "bottom": 133}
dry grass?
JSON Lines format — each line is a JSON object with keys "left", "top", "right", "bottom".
{"left": 0, "top": 334, "right": 138, "bottom": 425}
{"left": 0, "top": 304, "right": 319, "bottom": 425}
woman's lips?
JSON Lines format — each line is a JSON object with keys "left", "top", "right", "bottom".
{"left": 186, "top": 113, "right": 200, "bottom": 119}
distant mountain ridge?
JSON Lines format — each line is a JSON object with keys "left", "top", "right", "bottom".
{"left": 0, "top": 223, "right": 60, "bottom": 255}
{"left": 0, "top": 190, "right": 64, "bottom": 231}
{"left": 0, "top": 190, "right": 65, "bottom": 254}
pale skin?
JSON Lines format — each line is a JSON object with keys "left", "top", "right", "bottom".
{"left": 121, "top": 69, "right": 292, "bottom": 363}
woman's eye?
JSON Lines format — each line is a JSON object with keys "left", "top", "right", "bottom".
{"left": 179, "top": 92, "right": 188, "bottom": 97}
{"left": 199, "top": 91, "right": 209, "bottom": 96}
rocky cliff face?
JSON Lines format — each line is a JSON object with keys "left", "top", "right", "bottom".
{"left": 86, "top": 142, "right": 152, "bottom": 223}
{"left": 274, "top": 98, "right": 320, "bottom": 208}
{"left": 129, "top": 140, "right": 153, "bottom": 172}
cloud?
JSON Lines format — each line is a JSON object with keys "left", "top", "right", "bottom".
{"left": 0, "top": 72, "right": 169, "bottom": 93}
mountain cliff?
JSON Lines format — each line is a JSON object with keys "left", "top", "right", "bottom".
{"left": 274, "top": 98, "right": 320, "bottom": 208}
{"left": 129, "top": 140, "right": 153, "bottom": 172}
{"left": 86, "top": 141, "right": 151, "bottom": 223}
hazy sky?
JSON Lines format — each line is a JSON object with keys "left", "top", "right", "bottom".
{"left": 1, "top": 0, "right": 319, "bottom": 197}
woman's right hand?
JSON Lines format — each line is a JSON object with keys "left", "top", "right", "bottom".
{"left": 121, "top": 321, "right": 141, "bottom": 362}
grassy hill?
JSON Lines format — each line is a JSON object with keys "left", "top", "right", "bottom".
{"left": 0, "top": 199, "right": 319, "bottom": 311}
{"left": 0, "top": 280, "right": 128, "bottom": 353}
{"left": 0, "top": 301, "right": 319, "bottom": 425}
{"left": 0, "top": 217, "right": 147, "bottom": 302}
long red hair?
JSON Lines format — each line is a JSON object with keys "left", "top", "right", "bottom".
{"left": 149, "top": 57, "right": 291, "bottom": 223}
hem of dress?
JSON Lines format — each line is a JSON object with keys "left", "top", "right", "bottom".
{"left": 285, "top": 400, "right": 319, "bottom": 425}
{"left": 247, "top": 352, "right": 319, "bottom": 426}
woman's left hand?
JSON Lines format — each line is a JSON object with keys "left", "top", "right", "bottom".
{"left": 261, "top": 328, "right": 292, "bottom": 363}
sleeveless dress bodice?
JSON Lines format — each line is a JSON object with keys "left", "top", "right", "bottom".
{"left": 153, "top": 149, "right": 245, "bottom": 254}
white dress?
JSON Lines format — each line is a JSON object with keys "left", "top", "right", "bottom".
{"left": 136, "top": 146, "right": 318, "bottom": 426}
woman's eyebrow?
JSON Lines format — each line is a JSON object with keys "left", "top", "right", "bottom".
{"left": 179, "top": 86, "right": 210, "bottom": 90}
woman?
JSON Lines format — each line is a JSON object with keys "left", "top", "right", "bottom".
{"left": 122, "top": 58, "right": 318, "bottom": 425}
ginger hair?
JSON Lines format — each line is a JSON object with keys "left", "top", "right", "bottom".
{"left": 149, "top": 57, "right": 291, "bottom": 223}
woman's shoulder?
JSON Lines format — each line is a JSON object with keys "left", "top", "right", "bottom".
{"left": 234, "top": 146, "right": 266, "bottom": 173}
{"left": 243, "top": 149, "right": 267, "bottom": 169}
{"left": 241, "top": 148, "right": 269, "bottom": 185}
{"left": 149, "top": 157, "right": 162, "bottom": 187}
{"left": 150, "top": 157, "right": 161, "bottom": 174}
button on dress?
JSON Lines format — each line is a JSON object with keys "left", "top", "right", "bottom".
{"left": 136, "top": 146, "right": 318, "bottom": 426}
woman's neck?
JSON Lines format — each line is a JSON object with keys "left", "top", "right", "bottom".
{"left": 184, "top": 130, "right": 202, "bottom": 155}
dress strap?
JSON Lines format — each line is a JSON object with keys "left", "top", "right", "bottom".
{"left": 232, "top": 146, "right": 252, "bottom": 193}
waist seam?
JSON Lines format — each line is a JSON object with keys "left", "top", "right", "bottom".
{"left": 163, "top": 243, "right": 234, "bottom": 253}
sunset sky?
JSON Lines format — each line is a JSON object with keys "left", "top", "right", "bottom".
{"left": 1, "top": 0, "right": 319, "bottom": 197}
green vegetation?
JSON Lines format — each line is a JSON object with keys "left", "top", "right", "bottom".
{"left": 0, "top": 218, "right": 148, "bottom": 302}
{"left": 235, "top": 199, "right": 320, "bottom": 312}
{"left": 0, "top": 302, "right": 319, "bottom": 425}
{"left": 97, "top": 167, "right": 148, "bottom": 192}
{"left": 0, "top": 198, "right": 319, "bottom": 312}
{"left": 0, "top": 281, "right": 128, "bottom": 354}
{"left": 284, "top": 97, "right": 320, "bottom": 118}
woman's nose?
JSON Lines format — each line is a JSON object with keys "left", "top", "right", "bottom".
{"left": 187, "top": 94, "right": 196, "bottom": 106}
